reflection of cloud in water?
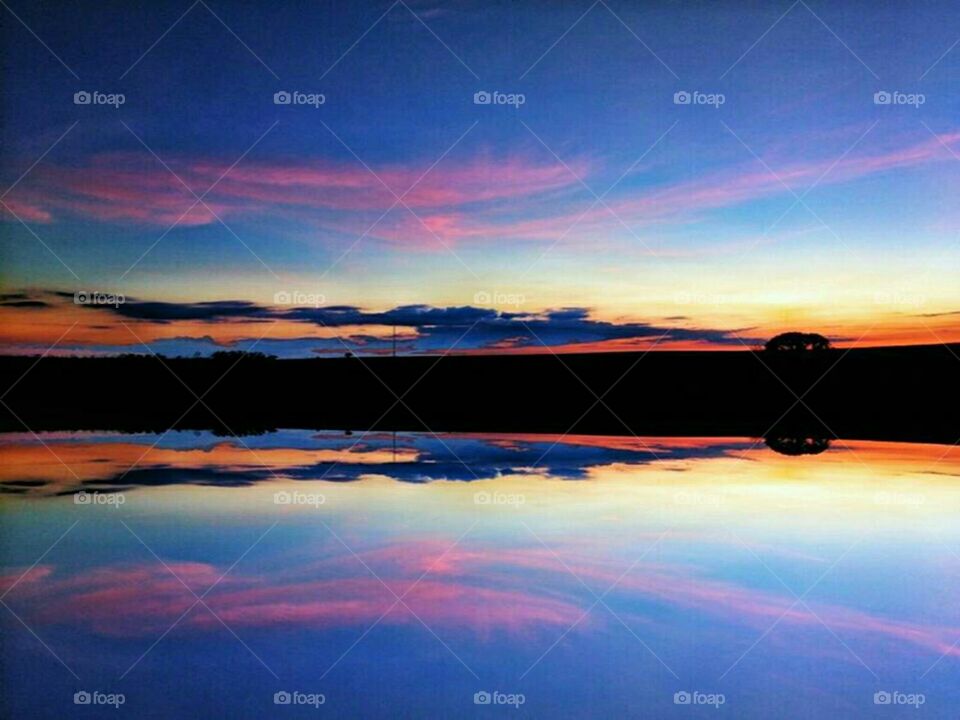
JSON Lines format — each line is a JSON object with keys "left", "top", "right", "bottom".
{"left": 4, "top": 540, "right": 960, "bottom": 665}
{"left": 0, "top": 432, "right": 756, "bottom": 496}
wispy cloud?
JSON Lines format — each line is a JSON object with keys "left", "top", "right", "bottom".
{"left": 6, "top": 543, "right": 960, "bottom": 660}
{"left": 2, "top": 152, "right": 587, "bottom": 233}
{"left": 2, "top": 290, "right": 761, "bottom": 355}
{"left": 5, "top": 131, "right": 957, "bottom": 249}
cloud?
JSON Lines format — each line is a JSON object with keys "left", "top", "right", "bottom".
{"left": 9, "top": 557, "right": 587, "bottom": 639}
{"left": 0, "top": 433, "right": 753, "bottom": 495}
{"left": 429, "top": 130, "right": 960, "bottom": 244}
{"left": 6, "top": 542, "right": 960, "bottom": 661}
{"left": 9, "top": 290, "right": 761, "bottom": 354}
{"left": 113, "top": 299, "right": 267, "bottom": 323}
{"left": 918, "top": 310, "right": 960, "bottom": 318}
{"left": 0, "top": 197, "right": 53, "bottom": 223}
{"left": 1, "top": 152, "right": 586, "bottom": 237}
{"left": 5, "top": 131, "right": 956, "bottom": 251}
{"left": 0, "top": 293, "right": 49, "bottom": 308}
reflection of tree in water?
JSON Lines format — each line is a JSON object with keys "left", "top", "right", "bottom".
{"left": 764, "top": 436, "right": 831, "bottom": 456}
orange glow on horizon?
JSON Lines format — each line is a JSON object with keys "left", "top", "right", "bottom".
{"left": 0, "top": 296, "right": 957, "bottom": 355}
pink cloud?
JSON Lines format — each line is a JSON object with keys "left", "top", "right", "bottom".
{"left": 471, "top": 546, "right": 960, "bottom": 662}
{"left": 0, "top": 564, "right": 55, "bottom": 594}
{"left": 334, "top": 129, "right": 960, "bottom": 247}
{"left": 7, "top": 547, "right": 587, "bottom": 639}
{"left": 328, "top": 541, "right": 960, "bottom": 662}
{"left": 4, "top": 540, "right": 959, "bottom": 663}
{"left": 443, "top": 130, "right": 960, "bottom": 244}
{"left": 0, "top": 197, "right": 53, "bottom": 223}
{"left": 5, "top": 131, "right": 956, "bottom": 250}
{"left": 3, "top": 153, "right": 586, "bottom": 236}
{"left": 210, "top": 156, "right": 578, "bottom": 209}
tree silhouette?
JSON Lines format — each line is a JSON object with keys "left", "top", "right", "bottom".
{"left": 764, "top": 332, "right": 831, "bottom": 353}
{"left": 765, "top": 436, "right": 831, "bottom": 456}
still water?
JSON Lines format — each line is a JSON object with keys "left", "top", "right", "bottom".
{"left": 1, "top": 431, "right": 958, "bottom": 718}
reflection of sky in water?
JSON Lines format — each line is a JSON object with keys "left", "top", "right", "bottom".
{"left": 1, "top": 431, "right": 959, "bottom": 718}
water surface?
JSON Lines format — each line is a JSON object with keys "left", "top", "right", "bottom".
{"left": 1, "top": 431, "right": 958, "bottom": 717}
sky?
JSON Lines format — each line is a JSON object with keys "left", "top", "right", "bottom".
{"left": 1, "top": 0, "right": 959, "bottom": 356}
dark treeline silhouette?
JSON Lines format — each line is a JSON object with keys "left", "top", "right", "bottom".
{"left": 1, "top": 341, "right": 957, "bottom": 444}
{"left": 764, "top": 332, "right": 831, "bottom": 352}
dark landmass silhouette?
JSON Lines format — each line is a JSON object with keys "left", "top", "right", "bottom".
{"left": 0, "top": 343, "right": 957, "bottom": 445}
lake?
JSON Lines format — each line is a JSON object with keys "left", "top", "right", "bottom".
{"left": 1, "top": 430, "right": 957, "bottom": 717}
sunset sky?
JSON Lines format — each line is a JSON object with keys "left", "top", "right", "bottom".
{"left": 2, "top": 0, "right": 959, "bottom": 355}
